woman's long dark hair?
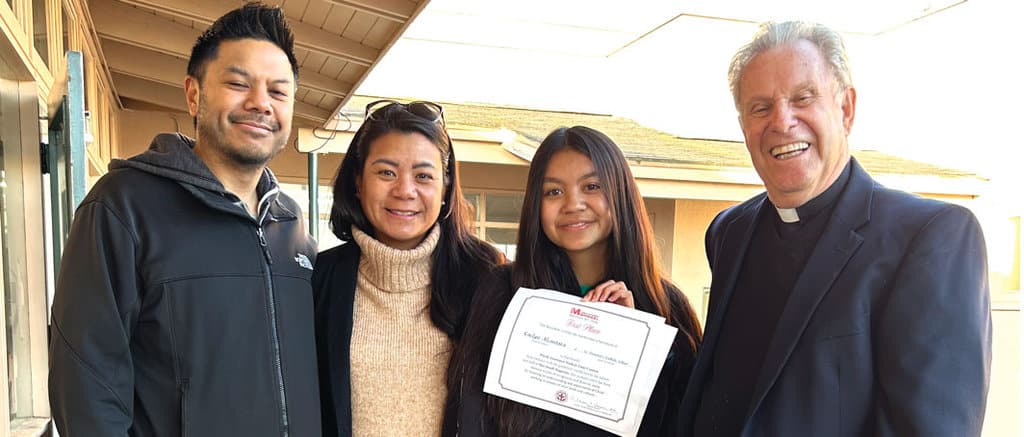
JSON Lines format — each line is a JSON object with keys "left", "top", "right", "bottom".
{"left": 448, "top": 126, "right": 702, "bottom": 436}
{"left": 329, "top": 102, "right": 504, "bottom": 339}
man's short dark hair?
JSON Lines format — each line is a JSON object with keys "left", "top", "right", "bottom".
{"left": 186, "top": 2, "right": 299, "bottom": 82}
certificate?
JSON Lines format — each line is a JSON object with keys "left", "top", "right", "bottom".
{"left": 483, "top": 287, "right": 678, "bottom": 437}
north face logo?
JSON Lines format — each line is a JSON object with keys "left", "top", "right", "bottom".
{"left": 295, "top": 253, "right": 313, "bottom": 270}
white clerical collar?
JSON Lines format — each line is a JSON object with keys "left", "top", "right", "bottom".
{"left": 775, "top": 206, "right": 800, "bottom": 223}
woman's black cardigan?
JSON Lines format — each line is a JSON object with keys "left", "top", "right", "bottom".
{"left": 312, "top": 242, "right": 361, "bottom": 437}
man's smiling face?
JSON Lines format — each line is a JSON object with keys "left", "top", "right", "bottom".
{"left": 186, "top": 38, "right": 295, "bottom": 168}
{"left": 737, "top": 39, "right": 856, "bottom": 208}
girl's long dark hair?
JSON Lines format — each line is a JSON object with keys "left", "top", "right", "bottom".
{"left": 446, "top": 126, "right": 702, "bottom": 436}
{"left": 329, "top": 102, "right": 504, "bottom": 339}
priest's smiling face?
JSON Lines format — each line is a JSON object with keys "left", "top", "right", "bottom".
{"left": 737, "top": 39, "right": 856, "bottom": 209}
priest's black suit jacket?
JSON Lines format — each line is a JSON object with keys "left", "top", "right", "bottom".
{"left": 678, "top": 158, "right": 992, "bottom": 436}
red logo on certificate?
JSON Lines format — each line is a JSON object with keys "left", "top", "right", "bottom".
{"left": 556, "top": 390, "right": 568, "bottom": 402}
{"left": 570, "top": 307, "right": 599, "bottom": 321}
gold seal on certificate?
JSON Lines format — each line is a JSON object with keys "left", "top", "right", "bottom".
{"left": 483, "top": 287, "right": 678, "bottom": 437}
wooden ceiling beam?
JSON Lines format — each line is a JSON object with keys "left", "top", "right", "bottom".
{"left": 295, "top": 101, "right": 333, "bottom": 123}
{"left": 112, "top": 72, "right": 189, "bottom": 112}
{"left": 110, "top": 0, "right": 380, "bottom": 66}
{"left": 101, "top": 39, "right": 353, "bottom": 98}
{"left": 91, "top": 0, "right": 200, "bottom": 58}
{"left": 103, "top": 40, "right": 185, "bottom": 88}
{"left": 323, "top": 0, "right": 418, "bottom": 23}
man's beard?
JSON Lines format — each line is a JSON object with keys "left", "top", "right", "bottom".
{"left": 195, "top": 94, "right": 288, "bottom": 168}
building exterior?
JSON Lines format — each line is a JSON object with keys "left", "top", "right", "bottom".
{"left": 0, "top": 1, "right": 1018, "bottom": 436}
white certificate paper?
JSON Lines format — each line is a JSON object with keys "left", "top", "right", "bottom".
{"left": 483, "top": 287, "right": 678, "bottom": 437}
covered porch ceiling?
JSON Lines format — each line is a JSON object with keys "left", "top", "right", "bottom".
{"left": 90, "top": 0, "right": 428, "bottom": 127}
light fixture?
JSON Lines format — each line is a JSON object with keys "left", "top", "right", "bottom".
{"left": 83, "top": 110, "right": 94, "bottom": 145}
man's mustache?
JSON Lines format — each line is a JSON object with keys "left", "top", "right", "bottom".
{"left": 228, "top": 113, "right": 280, "bottom": 132}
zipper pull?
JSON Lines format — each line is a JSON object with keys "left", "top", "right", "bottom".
{"left": 257, "top": 227, "right": 273, "bottom": 265}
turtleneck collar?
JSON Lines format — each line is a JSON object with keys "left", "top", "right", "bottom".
{"left": 352, "top": 224, "right": 440, "bottom": 293}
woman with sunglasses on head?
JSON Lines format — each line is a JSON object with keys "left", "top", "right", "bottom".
{"left": 443, "top": 126, "right": 703, "bottom": 437}
{"left": 313, "top": 100, "right": 505, "bottom": 437}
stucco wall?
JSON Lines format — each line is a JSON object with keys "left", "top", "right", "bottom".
{"left": 672, "top": 198, "right": 739, "bottom": 324}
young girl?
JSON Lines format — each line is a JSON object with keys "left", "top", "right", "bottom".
{"left": 445, "top": 126, "right": 703, "bottom": 437}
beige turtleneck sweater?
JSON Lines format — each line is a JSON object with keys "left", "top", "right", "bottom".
{"left": 349, "top": 225, "right": 450, "bottom": 436}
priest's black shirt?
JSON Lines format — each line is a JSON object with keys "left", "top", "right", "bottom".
{"left": 693, "top": 162, "right": 852, "bottom": 436}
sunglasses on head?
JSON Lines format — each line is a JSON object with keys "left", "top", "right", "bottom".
{"left": 364, "top": 99, "right": 445, "bottom": 125}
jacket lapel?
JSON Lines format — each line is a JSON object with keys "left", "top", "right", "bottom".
{"left": 703, "top": 198, "right": 763, "bottom": 343}
{"left": 681, "top": 195, "right": 763, "bottom": 420}
{"left": 742, "top": 159, "right": 873, "bottom": 425}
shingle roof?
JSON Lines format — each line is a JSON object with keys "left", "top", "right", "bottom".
{"left": 345, "top": 96, "right": 979, "bottom": 179}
